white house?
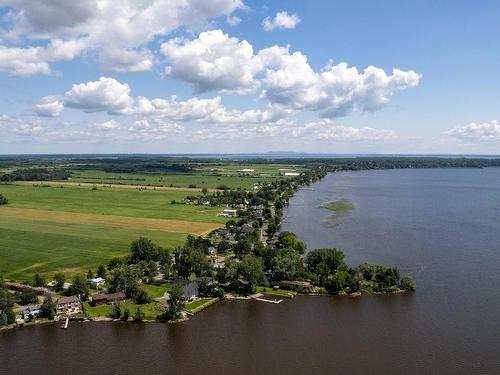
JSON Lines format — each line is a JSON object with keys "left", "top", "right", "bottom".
{"left": 218, "top": 209, "right": 238, "bottom": 217}
{"left": 88, "top": 277, "right": 105, "bottom": 289}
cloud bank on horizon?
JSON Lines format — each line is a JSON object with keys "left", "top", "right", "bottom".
{"left": 0, "top": 0, "right": 498, "bottom": 154}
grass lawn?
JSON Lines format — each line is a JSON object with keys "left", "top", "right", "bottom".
{"left": 82, "top": 301, "right": 164, "bottom": 320}
{"left": 256, "top": 287, "right": 297, "bottom": 298}
{"left": 0, "top": 184, "right": 226, "bottom": 223}
{"left": 142, "top": 283, "right": 172, "bottom": 298}
{"left": 184, "top": 297, "right": 217, "bottom": 313}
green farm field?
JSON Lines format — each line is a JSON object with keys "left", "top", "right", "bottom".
{"left": 68, "top": 169, "right": 278, "bottom": 189}
{"left": 0, "top": 183, "right": 226, "bottom": 281}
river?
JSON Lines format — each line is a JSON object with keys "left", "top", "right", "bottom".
{"left": 2, "top": 168, "right": 500, "bottom": 374}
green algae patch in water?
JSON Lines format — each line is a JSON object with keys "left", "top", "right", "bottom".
{"left": 321, "top": 199, "right": 354, "bottom": 226}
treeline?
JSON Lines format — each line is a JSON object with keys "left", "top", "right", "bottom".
{"left": 0, "top": 168, "right": 71, "bottom": 182}
{"left": 308, "top": 157, "right": 500, "bottom": 171}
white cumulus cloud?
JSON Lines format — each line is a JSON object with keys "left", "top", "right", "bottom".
{"left": 446, "top": 121, "right": 500, "bottom": 142}
{"left": 63, "top": 77, "right": 134, "bottom": 113}
{"left": 262, "top": 11, "right": 300, "bottom": 31}
{"left": 161, "top": 29, "right": 261, "bottom": 94}
{"left": 0, "top": 0, "right": 245, "bottom": 74}
{"left": 35, "top": 96, "right": 64, "bottom": 117}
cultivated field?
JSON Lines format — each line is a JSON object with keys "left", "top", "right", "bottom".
{"left": 0, "top": 183, "right": 226, "bottom": 281}
{"left": 66, "top": 163, "right": 301, "bottom": 189}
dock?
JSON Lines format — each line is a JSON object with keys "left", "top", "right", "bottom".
{"left": 61, "top": 317, "right": 69, "bottom": 329}
{"left": 254, "top": 297, "right": 283, "bottom": 304}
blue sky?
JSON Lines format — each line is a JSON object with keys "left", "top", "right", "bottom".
{"left": 0, "top": 0, "right": 499, "bottom": 154}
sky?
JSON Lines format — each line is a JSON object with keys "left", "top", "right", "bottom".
{"left": 0, "top": 0, "right": 499, "bottom": 155}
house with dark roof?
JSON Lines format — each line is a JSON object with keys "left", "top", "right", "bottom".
{"left": 90, "top": 292, "right": 126, "bottom": 306}
{"left": 173, "top": 279, "right": 199, "bottom": 301}
{"left": 56, "top": 295, "right": 81, "bottom": 314}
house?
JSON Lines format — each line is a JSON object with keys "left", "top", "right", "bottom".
{"left": 90, "top": 293, "right": 108, "bottom": 306}
{"left": 240, "top": 223, "right": 254, "bottom": 236}
{"left": 88, "top": 277, "right": 105, "bottom": 289}
{"left": 279, "top": 281, "right": 314, "bottom": 293}
{"left": 230, "top": 277, "right": 250, "bottom": 292}
{"left": 218, "top": 209, "right": 238, "bottom": 218}
{"left": 90, "top": 292, "right": 126, "bottom": 306}
{"left": 56, "top": 295, "right": 81, "bottom": 314}
{"left": 21, "top": 305, "right": 42, "bottom": 319}
{"left": 106, "top": 292, "right": 126, "bottom": 303}
{"left": 173, "top": 279, "right": 199, "bottom": 301}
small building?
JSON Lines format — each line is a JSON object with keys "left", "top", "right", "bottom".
{"left": 284, "top": 172, "right": 300, "bottom": 176}
{"left": 56, "top": 295, "right": 81, "bottom": 315}
{"left": 207, "top": 246, "right": 216, "bottom": 255}
{"left": 218, "top": 209, "right": 238, "bottom": 218}
{"left": 239, "top": 169, "right": 255, "bottom": 173}
{"left": 88, "top": 277, "right": 106, "bottom": 289}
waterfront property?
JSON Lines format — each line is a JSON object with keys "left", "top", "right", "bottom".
{"left": 90, "top": 292, "right": 126, "bottom": 306}
{"left": 56, "top": 296, "right": 81, "bottom": 314}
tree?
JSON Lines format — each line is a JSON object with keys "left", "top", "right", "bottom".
{"left": 164, "top": 284, "right": 185, "bottom": 320}
{"left": 0, "top": 311, "right": 7, "bottom": 326}
{"left": 228, "top": 256, "right": 265, "bottom": 292}
{"left": 33, "top": 273, "right": 46, "bottom": 287}
{"left": 96, "top": 265, "right": 106, "bottom": 279}
{"left": 4, "top": 306, "right": 15, "bottom": 324}
{"left": 108, "top": 257, "right": 123, "bottom": 271}
{"left": 53, "top": 272, "right": 66, "bottom": 291}
{"left": 278, "top": 232, "right": 306, "bottom": 254}
{"left": 400, "top": 276, "right": 416, "bottom": 291}
{"left": 40, "top": 296, "right": 56, "bottom": 320}
{"left": 67, "top": 274, "right": 89, "bottom": 298}
{"left": 87, "top": 269, "right": 94, "bottom": 280}
{"left": 174, "top": 245, "right": 210, "bottom": 278}
{"left": 217, "top": 240, "right": 232, "bottom": 254}
{"left": 19, "top": 288, "right": 38, "bottom": 305}
{"left": 234, "top": 239, "right": 252, "bottom": 258}
{"left": 270, "top": 248, "right": 302, "bottom": 281}
{"left": 133, "top": 307, "right": 145, "bottom": 322}
{"left": 130, "top": 237, "right": 159, "bottom": 263}
{"left": 121, "top": 307, "right": 130, "bottom": 321}
{"left": 202, "top": 187, "right": 208, "bottom": 196}
{"left": 134, "top": 288, "right": 151, "bottom": 304}
{"left": 306, "top": 248, "right": 346, "bottom": 280}
{"left": 110, "top": 302, "right": 122, "bottom": 319}
{"left": 0, "top": 194, "right": 8, "bottom": 205}
{"left": 108, "top": 265, "right": 141, "bottom": 298}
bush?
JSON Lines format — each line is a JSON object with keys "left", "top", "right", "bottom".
{"left": 133, "top": 307, "right": 145, "bottom": 322}
{"left": 0, "top": 194, "right": 8, "bottom": 205}
{"left": 400, "top": 276, "right": 416, "bottom": 291}
{"left": 110, "top": 302, "right": 122, "bottom": 319}
{"left": 188, "top": 184, "right": 197, "bottom": 188}
{"left": 19, "top": 288, "right": 38, "bottom": 305}
{"left": 121, "top": 308, "right": 130, "bottom": 321}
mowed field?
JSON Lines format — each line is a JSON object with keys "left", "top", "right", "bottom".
{"left": 0, "top": 184, "right": 226, "bottom": 281}
{"left": 68, "top": 169, "right": 286, "bottom": 189}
